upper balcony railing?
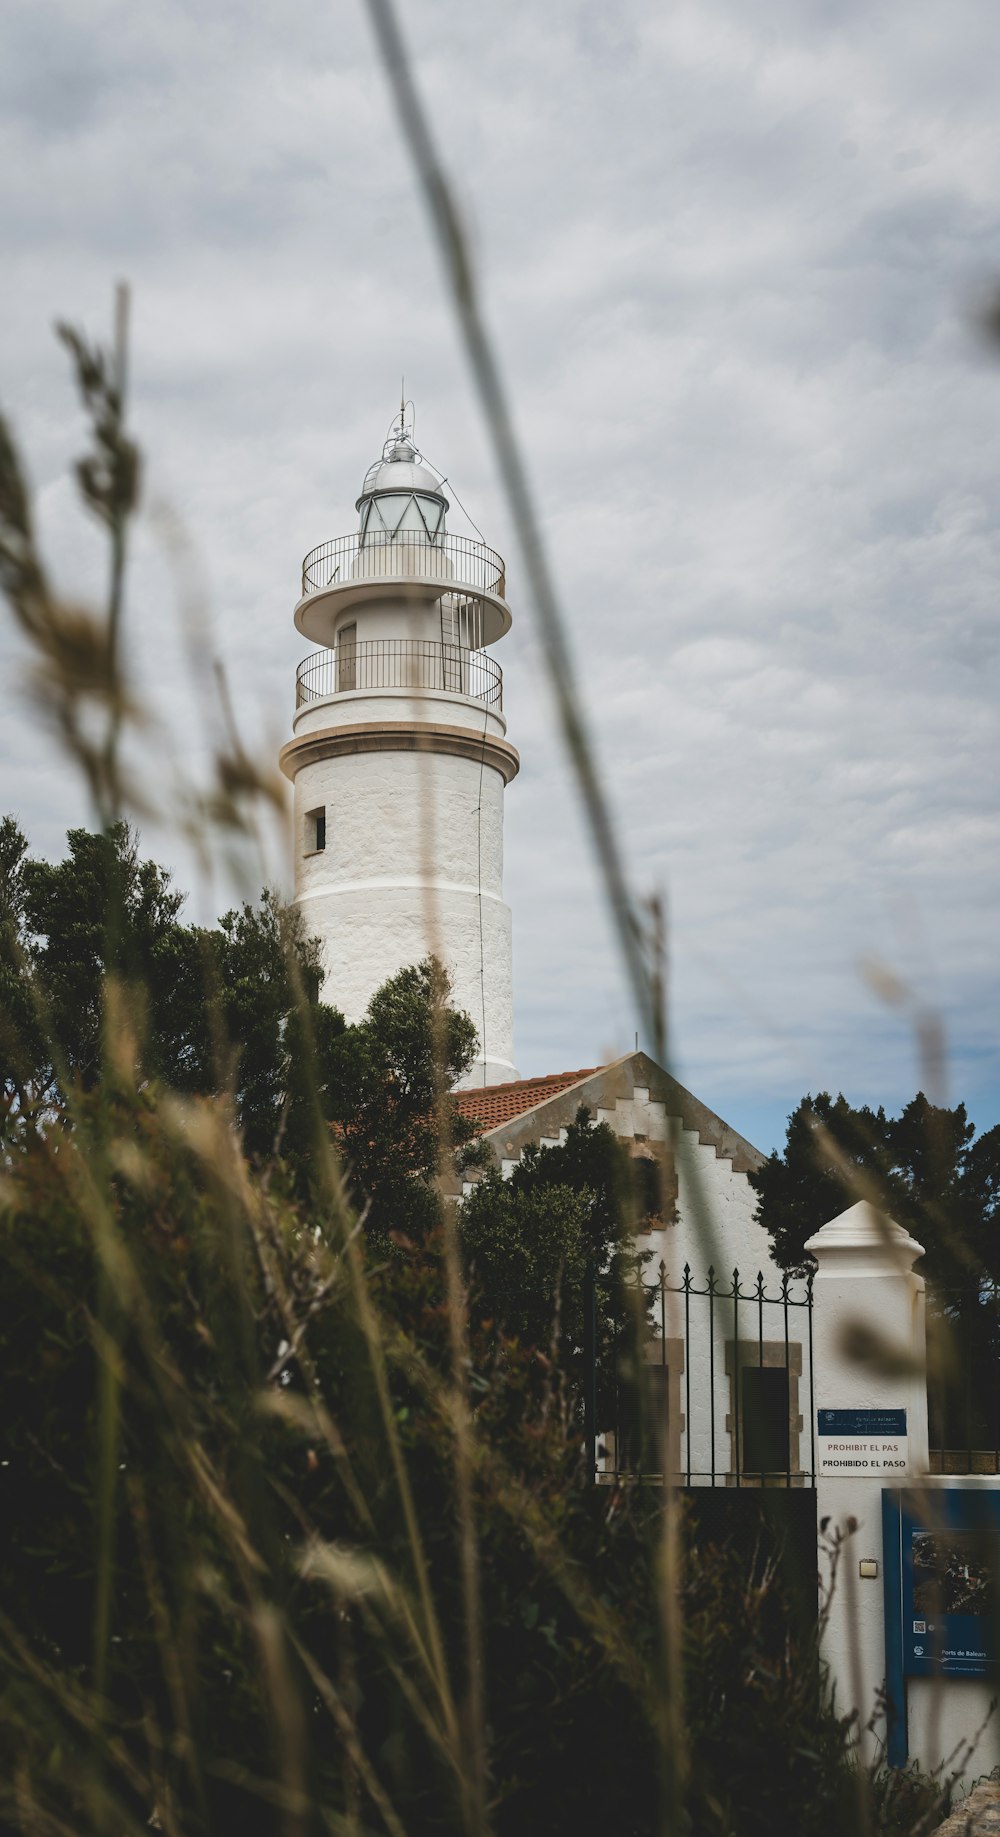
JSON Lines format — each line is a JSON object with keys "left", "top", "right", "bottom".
{"left": 301, "top": 531, "right": 506, "bottom": 600}
{"left": 296, "top": 639, "right": 503, "bottom": 710}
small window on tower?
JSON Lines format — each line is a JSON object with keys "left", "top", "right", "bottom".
{"left": 306, "top": 807, "right": 326, "bottom": 853}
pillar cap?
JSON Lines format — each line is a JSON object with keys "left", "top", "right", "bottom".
{"left": 804, "top": 1199, "right": 925, "bottom": 1273}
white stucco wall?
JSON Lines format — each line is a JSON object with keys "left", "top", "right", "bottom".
{"left": 592, "top": 1088, "right": 776, "bottom": 1279}
{"left": 333, "top": 593, "right": 444, "bottom": 645}
{"left": 293, "top": 744, "right": 515, "bottom": 1084}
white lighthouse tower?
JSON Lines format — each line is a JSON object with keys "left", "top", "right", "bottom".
{"left": 279, "top": 412, "right": 519, "bottom": 1087}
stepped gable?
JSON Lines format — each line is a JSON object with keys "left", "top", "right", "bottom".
{"left": 457, "top": 1052, "right": 763, "bottom": 1176}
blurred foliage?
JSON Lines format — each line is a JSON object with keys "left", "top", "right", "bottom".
{"left": 0, "top": 1066, "right": 930, "bottom": 1837}
{"left": 0, "top": 847, "right": 951, "bottom": 1832}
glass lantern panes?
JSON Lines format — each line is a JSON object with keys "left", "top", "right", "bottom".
{"left": 358, "top": 491, "right": 446, "bottom": 548}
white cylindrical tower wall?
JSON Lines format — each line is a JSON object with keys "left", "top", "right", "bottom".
{"left": 291, "top": 731, "right": 515, "bottom": 1084}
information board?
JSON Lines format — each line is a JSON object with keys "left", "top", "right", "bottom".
{"left": 903, "top": 1518, "right": 998, "bottom": 1679}
{"left": 817, "top": 1407, "right": 908, "bottom": 1476}
{"left": 882, "top": 1487, "right": 1000, "bottom": 1766}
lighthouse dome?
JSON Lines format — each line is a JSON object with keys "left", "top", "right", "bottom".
{"left": 356, "top": 422, "right": 450, "bottom": 542}
{"left": 361, "top": 437, "right": 443, "bottom": 500}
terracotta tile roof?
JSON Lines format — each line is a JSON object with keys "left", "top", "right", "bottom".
{"left": 454, "top": 1068, "right": 600, "bottom": 1133}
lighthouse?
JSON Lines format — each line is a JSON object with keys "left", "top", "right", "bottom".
{"left": 279, "top": 412, "right": 519, "bottom": 1087}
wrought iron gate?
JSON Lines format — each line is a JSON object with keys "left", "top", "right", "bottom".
{"left": 593, "top": 1263, "right": 816, "bottom": 1489}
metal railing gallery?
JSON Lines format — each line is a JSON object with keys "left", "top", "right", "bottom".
{"left": 301, "top": 531, "right": 506, "bottom": 599}
{"left": 295, "top": 639, "right": 504, "bottom": 710}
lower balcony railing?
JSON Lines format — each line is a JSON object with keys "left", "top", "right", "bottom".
{"left": 295, "top": 639, "right": 503, "bottom": 710}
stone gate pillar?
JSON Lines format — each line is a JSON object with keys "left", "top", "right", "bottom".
{"left": 804, "top": 1200, "right": 927, "bottom": 1762}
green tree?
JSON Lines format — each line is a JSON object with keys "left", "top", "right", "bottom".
{"left": 750, "top": 1090, "right": 1000, "bottom": 1285}
{"left": 460, "top": 1170, "right": 590, "bottom": 1351}
{"left": 0, "top": 814, "right": 47, "bottom": 1132}
{"left": 751, "top": 1091, "right": 1000, "bottom": 1451}
{"left": 749, "top": 1093, "right": 892, "bottom": 1276}
{"left": 209, "top": 884, "right": 340, "bottom": 1166}
{"left": 328, "top": 956, "right": 478, "bottom": 1242}
{"left": 20, "top": 821, "right": 196, "bottom": 1093}
{"left": 0, "top": 818, "right": 345, "bottom": 1170}
{"left": 1, "top": 817, "right": 484, "bottom": 1221}
{"left": 460, "top": 1108, "right": 656, "bottom": 1404}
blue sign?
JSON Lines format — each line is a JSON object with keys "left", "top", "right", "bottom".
{"left": 903, "top": 1524, "right": 997, "bottom": 1680}
{"left": 818, "top": 1408, "right": 907, "bottom": 1436}
{"left": 883, "top": 1488, "right": 1000, "bottom": 1767}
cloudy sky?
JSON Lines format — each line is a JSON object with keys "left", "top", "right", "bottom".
{"left": 2, "top": 0, "right": 999, "bottom": 1152}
